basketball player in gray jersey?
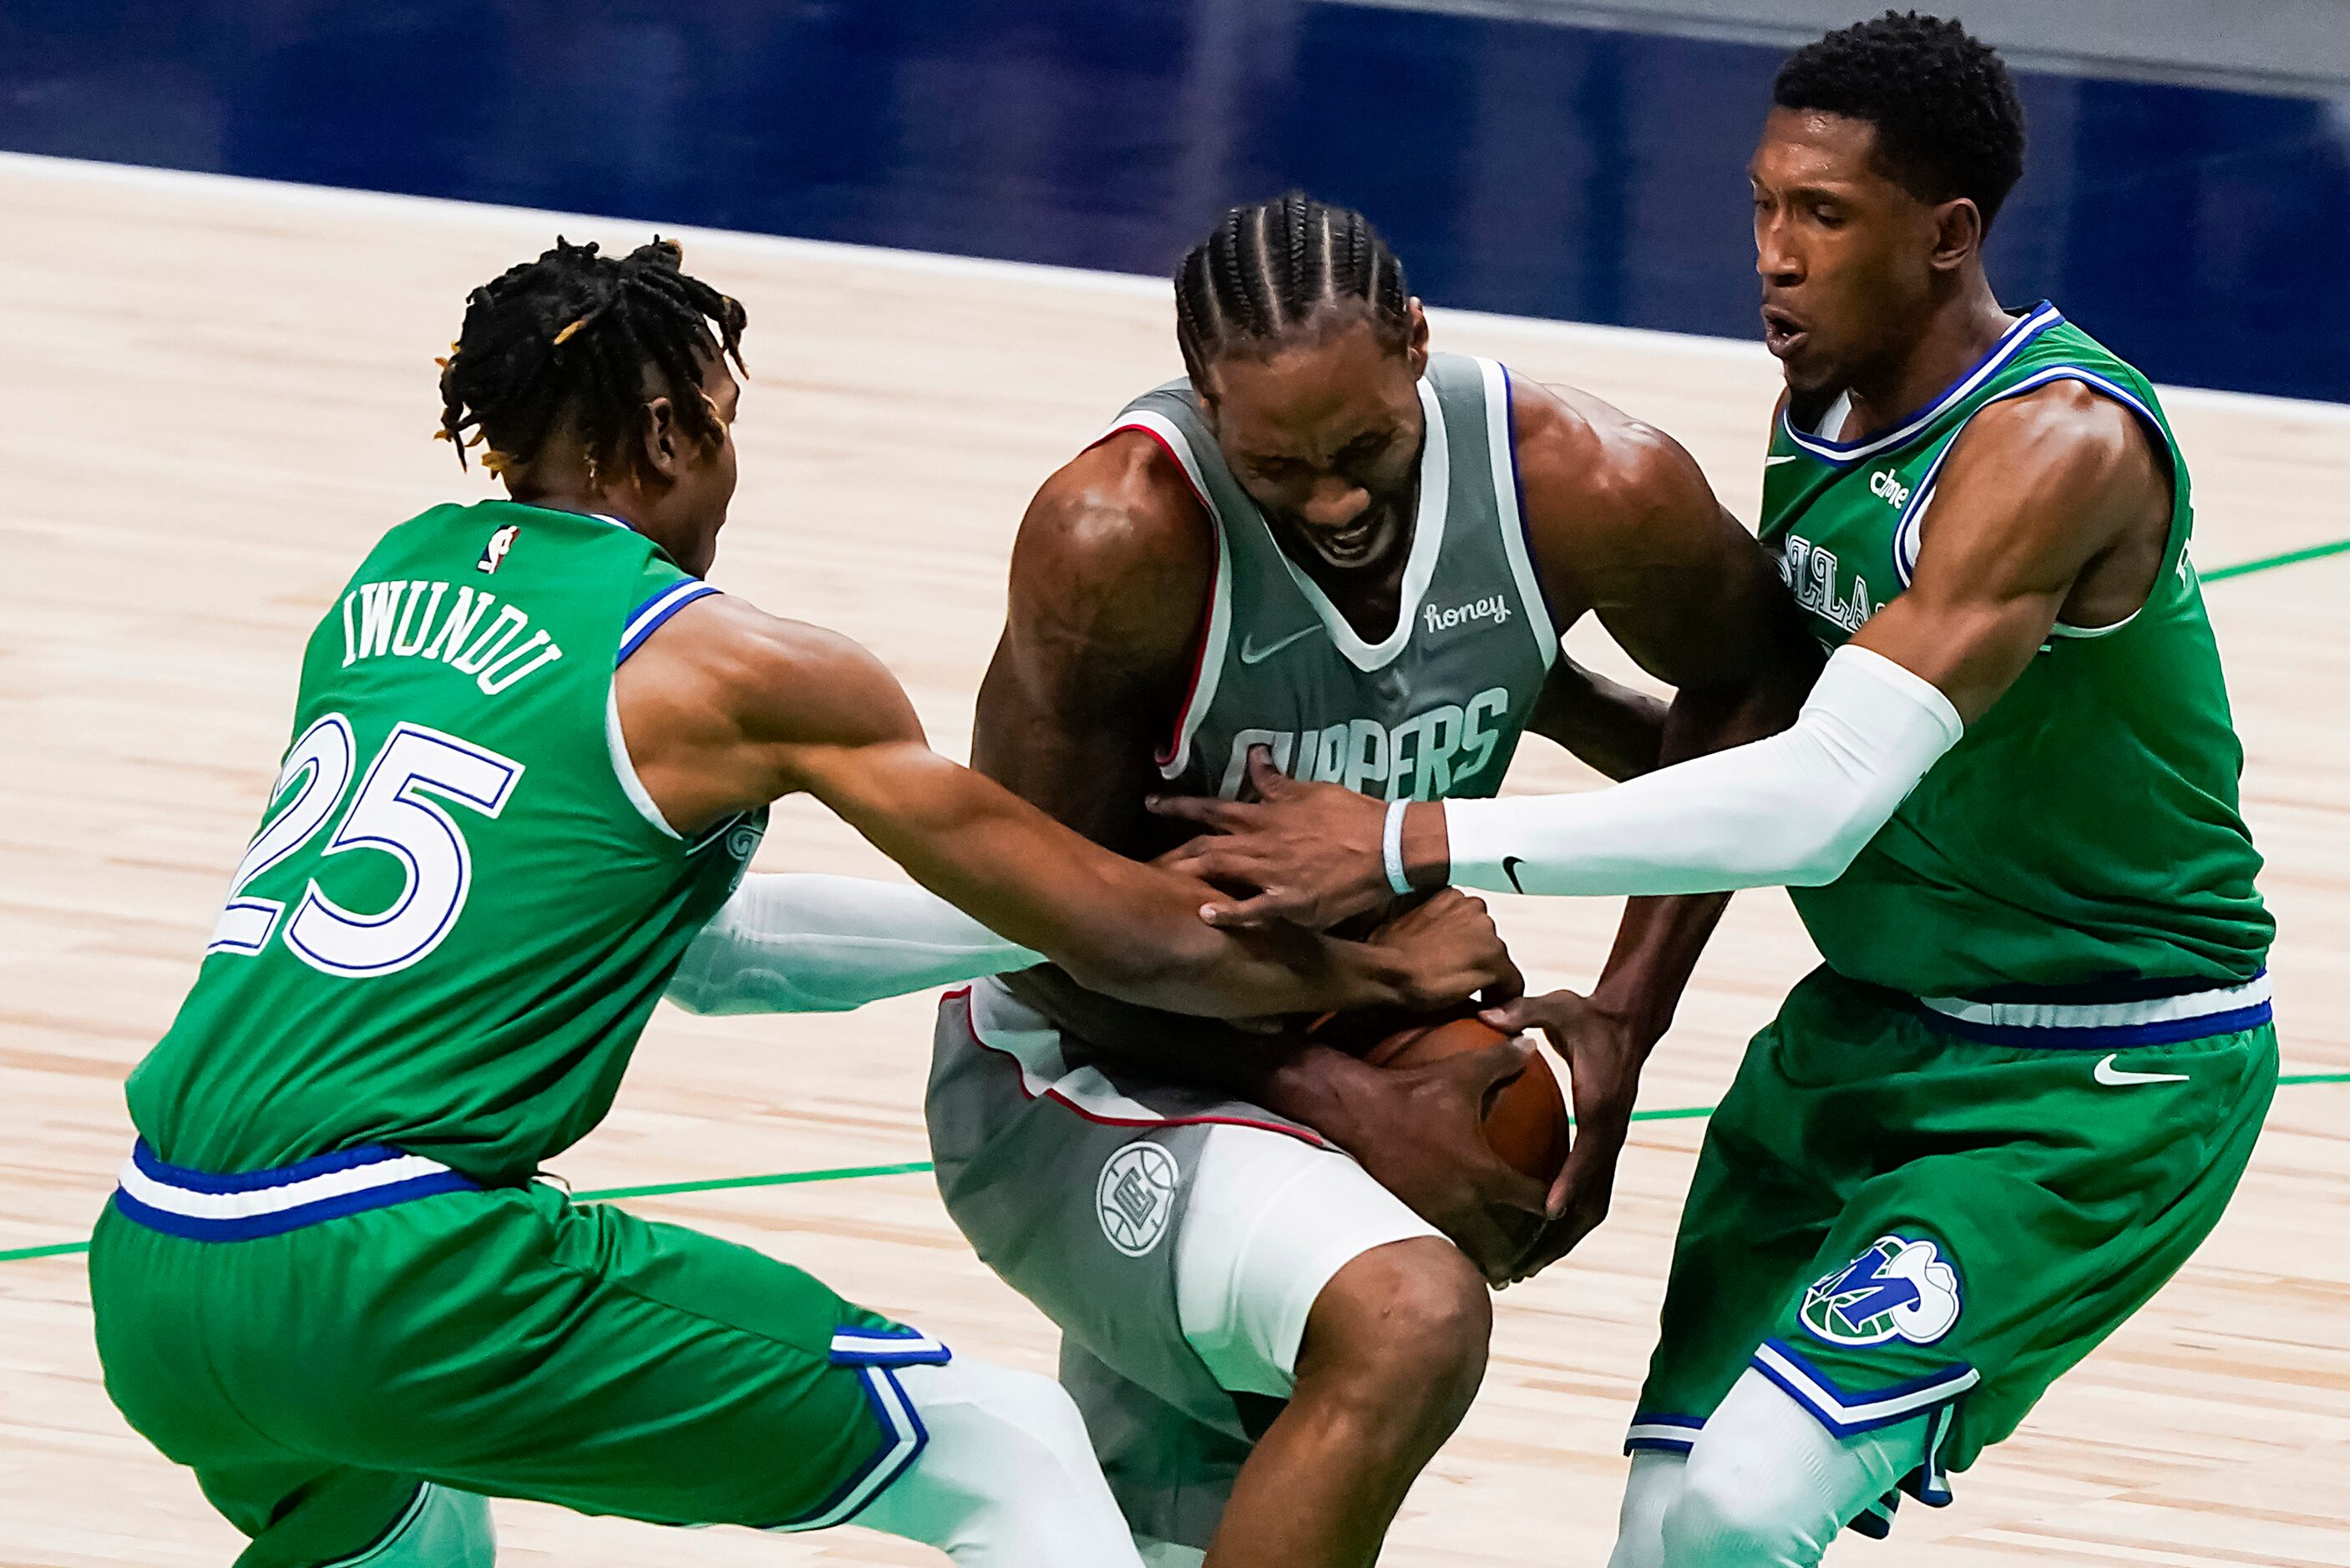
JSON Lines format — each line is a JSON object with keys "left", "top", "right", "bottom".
{"left": 925, "top": 195, "right": 1820, "bottom": 1568}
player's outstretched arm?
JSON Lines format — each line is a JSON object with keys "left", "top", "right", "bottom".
{"left": 1153, "top": 382, "right": 1832, "bottom": 1272}
{"left": 1152, "top": 381, "right": 1824, "bottom": 928}
{"left": 1492, "top": 384, "right": 1828, "bottom": 1275}
{"left": 619, "top": 594, "right": 1517, "bottom": 1019}
{"left": 1432, "top": 381, "right": 2168, "bottom": 899}
{"left": 665, "top": 873, "right": 1042, "bottom": 1015}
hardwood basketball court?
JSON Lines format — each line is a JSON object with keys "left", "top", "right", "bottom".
{"left": 4, "top": 151, "right": 2347, "bottom": 1566}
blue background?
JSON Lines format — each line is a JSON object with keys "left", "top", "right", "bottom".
{"left": 6, "top": 0, "right": 2345, "bottom": 400}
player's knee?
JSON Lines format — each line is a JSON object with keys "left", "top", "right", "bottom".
{"left": 862, "top": 1358, "right": 1142, "bottom": 1567}
{"left": 979, "top": 1365, "right": 1100, "bottom": 1477}
{"left": 1306, "top": 1237, "right": 1491, "bottom": 1420}
{"left": 911, "top": 1358, "right": 1099, "bottom": 1480}
{"left": 1658, "top": 1447, "right": 1802, "bottom": 1568}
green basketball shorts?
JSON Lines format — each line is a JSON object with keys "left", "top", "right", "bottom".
{"left": 89, "top": 1147, "right": 945, "bottom": 1568}
{"left": 1629, "top": 965, "right": 2276, "bottom": 1530}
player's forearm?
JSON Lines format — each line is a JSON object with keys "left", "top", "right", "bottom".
{"left": 1530, "top": 660, "right": 1669, "bottom": 782}
{"left": 1573, "top": 664, "right": 1790, "bottom": 1041}
{"left": 1010, "top": 971, "right": 1378, "bottom": 1120}
{"left": 996, "top": 853, "right": 1420, "bottom": 1018}
{"left": 806, "top": 743, "right": 1421, "bottom": 1018}
{"left": 1425, "top": 646, "right": 1962, "bottom": 897}
{"left": 1585, "top": 894, "right": 1729, "bottom": 1048}
{"left": 666, "top": 873, "right": 1041, "bottom": 1016}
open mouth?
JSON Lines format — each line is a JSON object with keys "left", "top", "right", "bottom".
{"left": 1306, "top": 513, "right": 1392, "bottom": 568}
{"left": 1761, "top": 306, "right": 1810, "bottom": 359}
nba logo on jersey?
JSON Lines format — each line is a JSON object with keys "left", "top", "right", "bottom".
{"left": 1096, "top": 1141, "right": 1179, "bottom": 1257}
{"left": 1800, "top": 1234, "right": 1963, "bottom": 1347}
{"left": 477, "top": 524, "right": 519, "bottom": 574}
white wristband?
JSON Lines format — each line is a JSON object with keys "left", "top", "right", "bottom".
{"left": 1383, "top": 798, "right": 1415, "bottom": 897}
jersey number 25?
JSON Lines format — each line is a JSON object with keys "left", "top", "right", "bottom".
{"left": 207, "top": 713, "right": 524, "bottom": 978}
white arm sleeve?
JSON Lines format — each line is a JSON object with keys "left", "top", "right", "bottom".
{"left": 666, "top": 873, "right": 1042, "bottom": 1016}
{"left": 1443, "top": 645, "right": 1963, "bottom": 898}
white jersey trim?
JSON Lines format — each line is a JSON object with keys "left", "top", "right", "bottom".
{"left": 1481, "top": 358, "right": 1558, "bottom": 670}
{"left": 1918, "top": 972, "right": 2270, "bottom": 1031}
{"left": 117, "top": 1149, "right": 460, "bottom": 1221}
{"left": 831, "top": 1327, "right": 952, "bottom": 1364}
{"left": 1783, "top": 304, "right": 2064, "bottom": 465}
{"left": 967, "top": 977, "right": 1156, "bottom": 1119}
{"left": 1108, "top": 410, "right": 1234, "bottom": 781}
{"left": 606, "top": 681, "right": 683, "bottom": 839}
{"left": 1889, "top": 362, "right": 2172, "bottom": 644}
{"left": 960, "top": 979, "right": 1327, "bottom": 1145}
{"left": 1752, "top": 1341, "right": 1980, "bottom": 1436}
{"left": 1266, "top": 374, "right": 1451, "bottom": 673}
{"left": 767, "top": 1365, "right": 927, "bottom": 1531}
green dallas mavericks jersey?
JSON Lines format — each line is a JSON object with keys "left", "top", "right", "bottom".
{"left": 1760, "top": 304, "right": 2270, "bottom": 996}
{"left": 126, "top": 500, "right": 762, "bottom": 1181}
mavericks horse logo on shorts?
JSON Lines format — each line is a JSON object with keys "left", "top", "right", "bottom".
{"left": 1096, "top": 1141, "right": 1180, "bottom": 1257}
{"left": 1800, "top": 1234, "right": 1963, "bottom": 1347}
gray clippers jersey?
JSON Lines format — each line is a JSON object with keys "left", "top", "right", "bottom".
{"left": 1118, "top": 352, "right": 1557, "bottom": 804}
{"left": 997, "top": 353, "right": 1557, "bottom": 1052}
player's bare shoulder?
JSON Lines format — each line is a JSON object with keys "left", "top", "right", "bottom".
{"left": 1949, "top": 377, "right": 2166, "bottom": 512}
{"left": 611, "top": 592, "right": 924, "bottom": 834}
{"left": 1507, "top": 375, "right": 1727, "bottom": 607}
{"left": 1001, "top": 429, "right": 1218, "bottom": 683}
{"left": 1515, "top": 378, "right": 1717, "bottom": 526}
{"left": 1917, "top": 376, "right": 2171, "bottom": 628}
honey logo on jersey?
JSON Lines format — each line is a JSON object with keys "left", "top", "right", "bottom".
{"left": 1422, "top": 594, "right": 1512, "bottom": 637}
{"left": 1800, "top": 1234, "right": 1963, "bottom": 1348}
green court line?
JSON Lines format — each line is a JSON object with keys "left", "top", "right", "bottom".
{"left": 0, "top": 1240, "right": 93, "bottom": 1263}
{"left": 2204, "top": 536, "right": 2350, "bottom": 581}
{"left": 0, "top": 527, "right": 2334, "bottom": 1270}
{"left": 570, "top": 1159, "right": 937, "bottom": 1203}
{"left": 9, "top": 1075, "right": 2341, "bottom": 1267}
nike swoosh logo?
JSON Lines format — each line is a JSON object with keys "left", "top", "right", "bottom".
{"left": 1502, "top": 856, "right": 1528, "bottom": 894}
{"left": 2094, "top": 1053, "right": 2189, "bottom": 1087}
{"left": 1765, "top": 455, "right": 1801, "bottom": 467}
{"left": 1238, "top": 625, "right": 1321, "bottom": 665}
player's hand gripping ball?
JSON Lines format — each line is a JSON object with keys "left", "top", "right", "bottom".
{"left": 1366, "top": 1016, "right": 1569, "bottom": 1184}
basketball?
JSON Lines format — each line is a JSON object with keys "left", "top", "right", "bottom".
{"left": 1365, "top": 1016, "right": 1569, "bottom": 1185}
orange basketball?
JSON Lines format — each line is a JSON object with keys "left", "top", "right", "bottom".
{"left": 1365, "top": 1016, "right": 1568, "bottom": 1184}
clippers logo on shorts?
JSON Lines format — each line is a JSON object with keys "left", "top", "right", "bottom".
{"left": 1800, "top": 1234, "right": 1963, "bottom": 1348}
{"left": 1096, "top": 1141, "right": 1180, "bottom": 1257}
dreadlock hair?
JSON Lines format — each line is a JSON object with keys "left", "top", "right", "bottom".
{"left": 1173, "top": 194, "right": 1412, "bottom": 383}
{"left": 1775, "top": 12, "right": 2026, "bottom": 230}
{"left": 436, "top": 236, "right": 747, "bottom": 483}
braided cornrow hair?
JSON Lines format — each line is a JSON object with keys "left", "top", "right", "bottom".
{"left": 436, "top": 236, "right": 747, "bottom": 482}
{"left": 1173, "top": 193, "right": 1411, "bottom": 382}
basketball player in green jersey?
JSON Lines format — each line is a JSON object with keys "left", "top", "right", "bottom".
{"left": 84, "top": 239, "right": 1518, "bottom": 1568}
{"left": 1158, "top": 17, "right": 2275, "bottom": 1564}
